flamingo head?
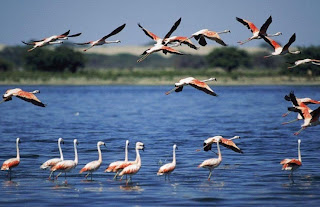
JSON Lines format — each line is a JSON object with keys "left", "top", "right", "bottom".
{"left": 136, "top": 142, "right": 144, "bottom": 151}
{"left": 16, "top": 137, "right": 21, "bottom": 144}
{"left": 173, "top": 144, "right": 178, "bottom": 150}
{"left": 224, "top": 30, "right": 231, "bottom": 33}
{"left": 58, "top": 137, "right": 64, "bottom": 145}
{"left": 275, "top": 32, "right": 282, "bottom": 36}
{"left": 98, "top": 141, "right": 106, "bottom": 147}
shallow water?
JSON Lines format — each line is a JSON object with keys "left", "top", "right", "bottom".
{"left": 0, "top": 85, "right": 320, "bottom": 206}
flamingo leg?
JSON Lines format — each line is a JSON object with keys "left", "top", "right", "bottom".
{"left": 282, "top": 111, "right": 292, "bottom": 117}
{"left": 84, "top": 45, "right": 94, "bottom": 52}
{"left": 137, "top": 53, "right": 150, "bottom": 63}
{"left": 113, "top": 171, "right": 119, "bottom": 180}
{"left": 282, "top": 119, "right": 299, "bottom": 125}
{"left": 208, "top": 169, "right": 212, "bottom": 181}
{"left": 165, "top": 87, "right": 179, "bottom": 95}
{"left": 294, "top": 127, "right": 306, "bottom": 135}
{"left": 55, "top": 172, "right": 62, "bottom": 180}
{"left": 48, "top": 171, "right": 54, "bottom": 180}
{"left": 85, "top": 172, "right": 90, "bottom": 179}
{"left": 237, "top": 38, "right": 252, "bottom": 45}
{"left": 126, "top": 176, "right": 131, "bottom": 185}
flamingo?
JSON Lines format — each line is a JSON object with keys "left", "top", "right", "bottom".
{"left": 80, "top": 141, "right": 106, "bottom": 180}
{"left": 262, "top": 33, "right": 300, "bottom": 58}
{"left": 1, "top": 88, "right": 46, "bottom": 107}
{"left": 157, "top": 144, "right": 177, "bottom": 180}
{"left": 51, "top": 139, "right": 78, "bottom": 183}
{"left": 189, "top": 29, "right": 230, "bottom": 47}
{"left": 40, "top": 138, "right": 64, "bottom": 180}
{"left": 22, "top": 30, "right": 81, "bottom": 52}
{"left": 119, "top": 142, "right": 144, "bottom": 185}
{"left": 105, "top": 140, "right": 130, "bottom": 179}
{"left": 203, "top": 136, "right": 243, "bottom": 154}
{"left": 288, "top": 59, "right": 320, "bottom": 69}
{"left": 137, "top": 18, "right": 184, "bottom": 62}
{"left": 280, "top": 139, "right": 302, "bottom": 179}
{"left": 282, "top": 91, "right": 320, "bottom": 124}
{"left": 165, "top": 77, "right": 218, "bottom": 96}
{"left": 75, "top": 24, "right": 126, "bottom": 51}
{"left": 1, "top": 138, "right": 20, "bottom": 180}
{"left": 236, "top": 16, "right": 282, "bottom": 45}
{"left": 198, "top": 137, "right": 222, "bottom": 181}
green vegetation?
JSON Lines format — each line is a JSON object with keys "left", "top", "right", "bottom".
{"left": 0, "top": 44, "right": 319, "bottom": 85}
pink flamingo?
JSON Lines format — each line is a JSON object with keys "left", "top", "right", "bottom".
{"left": 119, "top": 142, "right": 144, "bottom": 185}
{"left": 198, "top": 137, "right": 222, "bottom": 181}
{"left": 105, "top": 140, "right": 130, "bottom": 179}
{"left": 1, "top": 138, "right": 20, "bottom": 180}
{"left": 189, "top": 29, "right": 230, "bottom": 46}
{"left": 75, "top": 24, "right": 126, "bottom": 51}
{"left": 40, "top": 138, "right": 64, "bottom": 180}
{"left": 280, "top": 139, "right": 302, "bottom": 178}
{"left": 262, "top": 33, "right": 300, "bottom": 58}
{"left": 236, "top": 16, "right": 282, "bottom": 45}
{"left": 288, "top": 58, "right": 320, "bottom": 69}
{"left": 80, "top": 141, "right": 106, "bottom": 180}
{"left": 157, "top": 144, "right": 177, "bottom": 180}
{"left": 51, "top": 139, "right": 78, "bottom": 183}
{"left": 1, "top": 88, "right": 46, "bottom": 107}
{"left": 22, "top": 30, "right": 81, "bottom": 52}
{"left": 203, "top": 136, "right": 243, "bottom": 154}
{"left": 165, "top": 77, "right": 217, "bottom": 96}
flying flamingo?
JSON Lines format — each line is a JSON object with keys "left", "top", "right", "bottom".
{"left": 189, "top": 29, "right": 230, "bottom": 46}
{"left": 80, "top": 141, "right": 106, "bottom": 180}
{"left": 280, "top": 139, "right": 302, "bottom": 179}
{"left": 119, "top": 142, "right": 144, "bottom": 185}
{"left": 157, "top": 144, "right": 177, "bottom": 180}
{"left": 75, "top": 24, "right": 126, "bottom": 51}
{"left": 165, "top": 77, "right": 218, "bottom": 96}
{"left": 202, "top": 136, "right": 243, "bottom": 154}
{"left": 105, "top": 140, "right": 130, "bottom": 179}
{"left": 51, "top": 139, "right": 78, "bottom": 183}
{"left": 1, "top": 138, "right": 20, "bottom": 180}
{"left": 1, "top": 88, "right": 46, "bottom": 107}
{"left": 288, "top": 104, "right": 320, "bottom": 135}
{"left": 288, "top": 59, "right": 320, "bottom": 69}
{"left": 22, "top": 30, "right": 81, "bottom": 52}
{"left": 236, "top": 16, "right": 282, "bottom": 45}
{"left": 40, "top": 138, "right": 64, "bottom": 180}
{"left": 137, "top": 18, "right": 184, "bottom": 62}
{"left": 198, "top": 137, "right": 222, "bottom": 181}
{"left": 262, "top": 33, "right": 300, "bottom": 58}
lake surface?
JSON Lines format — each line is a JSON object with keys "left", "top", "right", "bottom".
{"left": 0, "top": 85, "right": 320, "bottom": 206}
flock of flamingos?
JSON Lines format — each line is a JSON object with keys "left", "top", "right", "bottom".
{"left": 1, "top": 16, "right": 320, "bottom": 184}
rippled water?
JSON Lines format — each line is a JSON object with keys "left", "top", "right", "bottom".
{"left": 0, "top": 85, "right": 320, "bottom": 206}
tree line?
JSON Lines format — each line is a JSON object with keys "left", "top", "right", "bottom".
{"left": 0, "top": 44, "right": 319, "bottom": 75}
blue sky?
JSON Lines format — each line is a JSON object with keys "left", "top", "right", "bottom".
{"left": 0, "top": 0, "right": 319, "bottom": 47}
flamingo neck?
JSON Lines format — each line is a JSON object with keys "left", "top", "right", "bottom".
{"left": 16, "top": 139, "right": 20, "bottom": 161}
{"left": 97, "top": 143, "right": 102, "bottom": 162}
{"left": 135, "top": 147, "right": 141, "bottom": 166}
{"left": 58, "top": 140, "right": 64, "bottom": 160}
{"left": 298, "top": 140, "right": 301, "bottom": 162}
{"left": 74, "top": 142, "right": 78, "bottom": 165}
{"left": 105, "top": 40, "right": 120, "bottom": 44}
{"left": 125, "top": 142, "right": 128, "bottom": 162}
{"left": 267, "top": 32, "right": 281, "bottom": 37}
{"left": 172, "top": 147, "right": 176, "bottom": 165}
{"left": 217, "top": 141, "right": 222, "bottom": 160}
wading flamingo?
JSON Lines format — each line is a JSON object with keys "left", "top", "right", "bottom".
{"left": 105, "top": 140, "right": 130, "bottom": 179}
{"left": 198, "top": 137, "right": 222, "bottom": 181}
{"left": 137, "top": 18, "right": 183, "bottom": 62}
{"left": 75, "top": 24, "right": 126, "bottom": 51}
{"left": 22, "top": 30, "right": 81, "bottom": 52}
{"left": 165, "top": 77, "right": 217, "bottom": 96}
{"left": 288, "top": 59, "right": 320, "bottom": 69}
{"left": 157, "top": 144, "right": 177, "bottom": 180}
{"left": 119, "top": 142, "right": 144, "bottom": 185}
{"left": 236, "top": 16, "right": 282, "bottom": 45}
{"left": 40, "top": 138, "right": 64, "bottom": 180}
{"left": 203, "top": 136, "right": 243, "bottom": 154}
{"left": 80, "top": 141, "right": 106, "bottom": 180}
{"left": 1, "top": 88, "right": 46, "bottom": 107}
{"left": 1, "top": 138, "right": 20, "bottom": 180}
{"left": 189, "top": 29, "right": 230, "bottom": 46}
{"left": 262, "top": 33, "right": 300, "bottom": 58}
{"left": 51, "top": 139, "right": 78, "bottom": 183}
{"left": 280, "top": 139, "right": 302, "bottom": 179}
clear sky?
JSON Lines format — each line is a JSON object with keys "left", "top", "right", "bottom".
{"left": 0, "top": 0, "right": 319, "bottom": 47}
